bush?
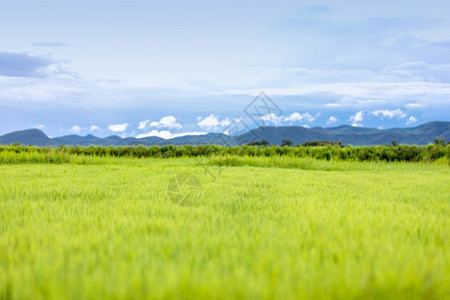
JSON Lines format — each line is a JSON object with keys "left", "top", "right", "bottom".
{"left": 1, "top": 143, "right": 448, "bottom": 164}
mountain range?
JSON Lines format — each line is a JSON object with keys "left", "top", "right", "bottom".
{"left": 0, "top": 122, "right": 449, "bottom": 147}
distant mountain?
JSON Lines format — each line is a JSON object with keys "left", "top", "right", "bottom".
{"left": 0, "top": 122, "right": 448, "bottom": 147}
{"left": 0, "top": 129, "right": 56, "bottom": 146}
{"left": 165, "top": 133, "right": 230, "bottom": 146}
{"left": 52, "top": 133, "right": 230, "bottom": 146}
{"left": 243, "top": 122, "right": 450, "bottom": 145}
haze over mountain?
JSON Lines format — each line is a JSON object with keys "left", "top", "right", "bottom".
{"left": 1, "top": 122, "right": 448, "bottom": 147}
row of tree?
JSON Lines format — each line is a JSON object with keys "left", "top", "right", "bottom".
{"left": 248, "top": 139, "right": 343, "bottom": 147}
{"left": 1, "top": 140, "right": 448, "bottom": 162}
{"left": 252, "top": 138, "right": 447, "bottom": 147}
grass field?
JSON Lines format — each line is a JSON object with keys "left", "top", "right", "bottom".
{"left": 0, "top": 157, "right": 449, "bottom": 299}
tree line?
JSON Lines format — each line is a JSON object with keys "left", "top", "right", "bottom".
{"left": 0, "top": 140, "right": 449, "bottom": 163}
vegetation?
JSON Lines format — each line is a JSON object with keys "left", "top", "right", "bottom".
{"left": 0, "top": 142, "right": 449, "bottom": 164}
{"left": 247, "top": 139, "right": 270, "bottom": 146}
{"left": 281, "top": 139, "right": 293, "bottom": 147}
{"left": 0, "top": 157, "right": 448, "bottom": 299}
{"left": 301, "top": 140, "right": 344, "bottom": 147}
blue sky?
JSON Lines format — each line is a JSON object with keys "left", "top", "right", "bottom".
{"left": 1, "top": 0, "right": 449, "bottom": 138}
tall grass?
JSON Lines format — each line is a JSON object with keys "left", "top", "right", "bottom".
{"left": 205, "top": 155, "right": 450, "bottom": 171}
{"left": 0, "top": 149, "right": 103, "bottom": 164}
{"left": 1, "top": 143, "right": 449, "bottom": 164}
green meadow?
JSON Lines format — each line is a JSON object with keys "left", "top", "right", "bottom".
{"left": 0, "top": 156, "right": 449, "bottom": 299}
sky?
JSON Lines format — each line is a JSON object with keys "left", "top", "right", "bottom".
{"left": 1, "top": 0, "right": 449, "bottom": 138}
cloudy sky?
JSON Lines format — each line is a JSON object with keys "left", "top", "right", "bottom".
{"left": 1, "top": 0, "right": 449, "bottom": 138}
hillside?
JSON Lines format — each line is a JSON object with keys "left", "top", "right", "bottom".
{"left": 0, "top": 122, "right": 448, "bottom": 146}
{"left": 0, "top": 129, "right": 56, "bottom": 147}
{"left": 242, "top": 122, "right": 450, "bottom": 146}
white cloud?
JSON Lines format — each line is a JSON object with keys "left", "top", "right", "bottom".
{"left": 326, "top": 116, "right": 338, "bottom": 125}
{"left": 260, "top": 113, "right": 283, "bottom": 125}
{"left": 149, "top": 116, "right": 182, "bottom": 129}
{"left": 33, "top": 124, "right": 45, "bottom": 129}
{"left": 90, "top": 125, "right": 100, "bottom": 131}
{"left": 349, "top": 111, "right": 364, "bottom": 127}
{"left": 283, "top": 112, "right": 303, "bottom": 122}
{"left": 406, "top": 116, "right": 418, "bottom": 125}
{"left": 138, "top": 120, "right": 149, "bottom": 130}
{"left": 284, "top": 112, "right": 320, "bottom": 123}
{"left": 405, "top": 103, "right": 425, "bottom": 108}
{"left": 108, "top": 123, "right": 128, "bottom": 132}
{"left": 302, "top": 124, "right": 310, "bottom": 128}
{"left": 197, "top": 114, "right": 231, "bottom": 131}
{"left": 135, "top": 130, "right": 207, "bottom": 139}
{"left": 305, "top": 113, "right": 320, "bottom": 122}
{"left": 224, "top": 82, "right": 450, "bottom": 109}
{"left": 325, "top": 98, "right": 386, "bottom": 108}
{"left": 372, "top": 109, "right": 407, "bottom": 119}
{"left": 70, "top": 125, "right": 81, "bottom": 134}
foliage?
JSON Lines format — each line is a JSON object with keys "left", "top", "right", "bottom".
{"left": 1, "top": 143, "right": 449, "bottom": 164}
{"left": 247, "top": 139, "right": 270, "bottom": 146}
{"left": 281, "top": 139, "right": 293, "bottom": 147}
{"left": 301, "top": 140, "right": 344, "bottom": 147}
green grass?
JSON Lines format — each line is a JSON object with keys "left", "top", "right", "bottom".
{"left": 0, "top": 157, "right": 449, "bottom": 299}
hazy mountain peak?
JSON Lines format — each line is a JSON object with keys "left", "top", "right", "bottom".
{"left": 1, "top": 122, "right": 449, "bottom": 147}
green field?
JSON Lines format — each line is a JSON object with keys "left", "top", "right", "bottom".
{"left": 0, "top": 156, "right": 449, "bottom": 299}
